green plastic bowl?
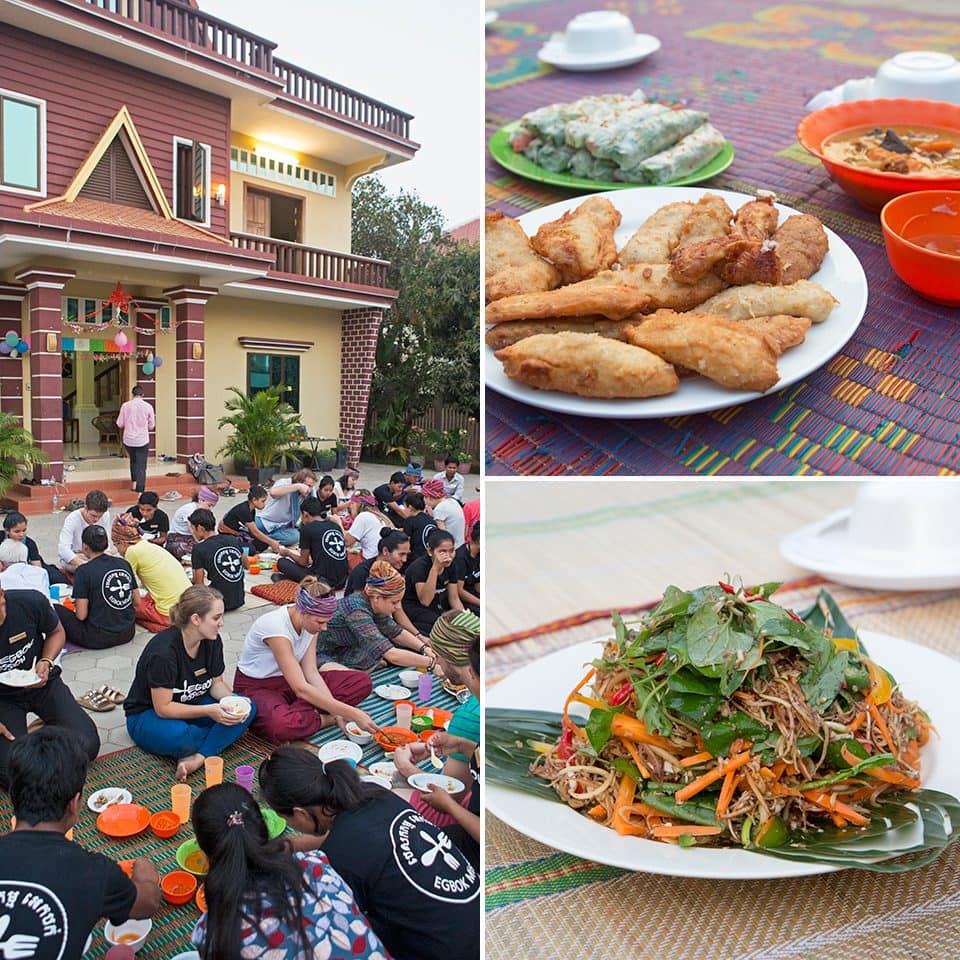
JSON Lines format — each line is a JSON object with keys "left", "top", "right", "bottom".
{"left": 262, "top": 808, "right": 287, "bottom": 838}
{"left": 175, "top": 839, "right": 208, "bottom": 876}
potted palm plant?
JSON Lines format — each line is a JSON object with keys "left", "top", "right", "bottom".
{"left": 217, "top": 386, "right": 304, "bottom": 486}
{"left": 0, "top": 413, "right": 48, "bottom": 494}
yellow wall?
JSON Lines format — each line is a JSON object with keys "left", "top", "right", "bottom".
{"left": 228, "top": 132, "right": 351, "bottom": 251}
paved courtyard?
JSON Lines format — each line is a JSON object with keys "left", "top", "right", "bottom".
{"left": 6, "top": 462, "right": 480, "bottom": 756}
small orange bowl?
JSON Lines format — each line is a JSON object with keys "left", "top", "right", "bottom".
{"left": 150, "top": 810, "right": 181, "bottom": 839}
{"left": 419, "top": 729, "right": 438, "bottom": 743}
{"left": 881, "top": 190, "right": 960, "bottom": 305}
{"left": 374, "top": 726, "right": 419, "bottom": 753}
{"left": 118, "top": 859, "right": 135, "bottom": 878}
{"left": 161, "top": 870, "right": 197, "bottom": 905}
{"left": 797, "top": 99, "right": 960, "bottom": 211}
{"left": 196, "top": 883, "right": 207, "bottom": 913}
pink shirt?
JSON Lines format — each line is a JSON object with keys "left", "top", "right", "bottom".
{"left": 116, "top": 397, "right": 155, "bottom": 447}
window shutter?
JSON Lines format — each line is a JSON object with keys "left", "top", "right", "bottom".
{"left": 191, "top": 140, "right": 206, "bottom": 221}
{"left": 78, "top": 137, "right": 152, "bottom": 210}
{"left": 79, "top": 143, "right": 113, "bottom": 201}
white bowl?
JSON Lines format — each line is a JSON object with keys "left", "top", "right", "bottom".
{"left": 874, "top": 51, "right": 960, "bottom": 104}
{"left": 847, "top": 479, "right": 960, "bottom": 553}
{"left": 104, "top": 918, "right": 152, "bottom": 953}
{"left": 219, "top": 695, "right": 251, "bottom": 720}
{"left": 360, "top": 774, "right": 393, "bottom": 789}
{"left": 343, "top": 721, "right": 373, "bottom": 745}
{"left": 562, "top": 11, "right": 636, "bottom": 55}
{"left": 317, "top": 739, "right": 363, "bottom": 766}
{"left": 398, "top": 670, "right": 420, "bottom": 689}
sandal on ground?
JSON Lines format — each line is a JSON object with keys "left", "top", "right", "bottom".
{"left": 77, "top": 690, "right": 115, "bottom": 712}
{"left": 93, "top": 684, "right": 126, "bottom": 705}
{"left": 160, "top": 490, "right": 183, "bottom": 501}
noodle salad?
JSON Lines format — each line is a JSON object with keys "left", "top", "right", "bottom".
{"left": 488, "top": 583, "right": 960, "bottom": 870}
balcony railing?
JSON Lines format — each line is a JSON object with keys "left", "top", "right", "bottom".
{"left": 231, "top": 233, "right": 391, "bottom": 289}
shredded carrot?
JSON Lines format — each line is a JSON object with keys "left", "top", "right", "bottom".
{"left": 869, "top": 703, "right": 898, "bottom": 758}
{"left": 675, "top": 750, "right": 752, "bottom": 804}
{"left": 562, "top": 668, "right": 596, "bottom": 736}
{"left": 586, "top": 804, "right": 606, "bottom": 819}
{"left": 847, "top": 711, "right": 866, "bottom": 733}
{"left": 570, "top": 693, "right": 608, "bottom": 712}
{"left": 919, "top": 139, "right": 955, "bottom": 152}
{"left": 716, "top": 767, "right": 738, "bottom": 817}
{"left": 611, "top": 773, "right": 644, "bottom": 836}
{"left": 917, "top": 721, "right": 939, "bottom": 746}
{"left": 620, "top": 737, "right": 652, "bottom": 781}
{"left": 830, "top": 813, "right": 848, "bottom": 828}
{"left": 619, "top": 802, "right": 659, "bottom": 825}
{"left": 651, "top": 824, "right": 723, "bottom": 838}
{"left": 610, "top": 714, "right": 674, "bottom": 750}
{"left": 864, "top": 767, "right": 921, "bottom": 788}
{"left": 770, "top": 782, "right": 801, "bottom": 798}
{"left": 903, "top": 741, "right": 920, "bottom": 768}
{"left": 801, "top": 790, "right": 868, "bottom": 826}
{"left": 679, "top": 751, "right": 713, "bottom": 768}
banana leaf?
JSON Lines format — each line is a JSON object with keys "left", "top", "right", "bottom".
{"left": 486, "top": 708, "right": 565, "bottom": 802}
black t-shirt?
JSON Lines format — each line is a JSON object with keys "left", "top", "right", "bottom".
{"left": 453, "top": 543, "right": 480, "bottom": 597}
{"left": 126, "top": 505, "right": 169, "bottom": 539}
{"left": 71, "top": 554, "right": 137, "bottom": 635}
{"left": 402, "top": 555, "right": 453, "bottom": 634}
{"left": 345, "top": 556, "right": 374, "bottom": 596}
{"left": 446, "top": 751, "right": 480, "bottom": 870}
{"left": 298, "top": 520, "right": 347, "bottom": 589}
{"left": 316, "top": 492, "right": 339, "bottom": 515}
{"left": 322, "top": 790, "right": 479, "bottom": 960}
{"left": 124, "top": 626, "right": 226, "bottom": 715}
{"left": 0, "top": 532, "right": 42, "bottom": 564}
{"left": 0, "top": 830, "right": 137, "bottom": 960}
{"left": 373, "top": 483, "right": 403, "bottom": 517}
{"left": 403, "top": 513, "right": 437, "bottom": 567}
{"left": 222, "top": 500, "right": 256, "bottom": 532}
{"left": 0, "top": 590, "right": 59, "bottom": 694}
{"left": 191, "top": 535, "right": 245, "bottom": 610}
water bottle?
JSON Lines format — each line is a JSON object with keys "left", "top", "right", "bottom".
{"left": 52, "top": 493, "right": 59, "bottom": 513}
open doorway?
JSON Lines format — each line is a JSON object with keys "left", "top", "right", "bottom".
{"left": 62, "top": 352, "right": 130, "bottom": 460}
{"left": 244, "top": 187, "right": 303, "bottom": 243}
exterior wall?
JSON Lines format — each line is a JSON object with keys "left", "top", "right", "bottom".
{"left": 201, "top": 296, "right": 342, "bottom": 462}
{"left": 228, "top": 133, "right": 351, "bottom": 251}
{"left": 339, "top": 308, "right": 383, "bottom": 467}
{"left": 0, "top": 24, "right": 230, "bottom": 236}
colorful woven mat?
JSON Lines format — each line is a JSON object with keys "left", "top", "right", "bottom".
{"left": 0, "top": 665, "right": 462, "bottom": 959}
{"left": 485, "top": 0, "right": 960, "bottom": 476}
{"left": 485, "top": 578, "right": 960, "bottom": 960}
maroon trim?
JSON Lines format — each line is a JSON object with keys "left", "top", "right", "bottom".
{"left": 0, "top": 292, "right": 25, "bottom": 423}
{"left": 230, "top": 275, "right": 397, "bottom": 306}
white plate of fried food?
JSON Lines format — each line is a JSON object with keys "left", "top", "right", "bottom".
{"left": 485, "top": 186, "right": 868, "bottom": 418}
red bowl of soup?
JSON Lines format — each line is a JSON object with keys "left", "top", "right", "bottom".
{"left": 798, "top": 99, "right": 960, "bottom": 211}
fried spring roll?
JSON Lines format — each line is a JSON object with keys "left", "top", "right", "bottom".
{"left": 618, "top": 201, "right": 695, "bottom": 266}
{"left": 774, "top": 214, "right": 829, "bottom": 284}
{"left": 485, "top": 317, "right": 628, "bottom": 350}
{"left": 531, "top": 196, "right": 622, "bottom": 284}
{"left": 696, "top": 280, "right": 838, "bottom": 323}
{"left": 485, "top": 212, "right": 560, "bottom": 302}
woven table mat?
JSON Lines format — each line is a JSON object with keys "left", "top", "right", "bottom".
{"left": 0, "top": 665, "right": 463, "bottom": 960}
{"left": 485, "top": 579, "right": 960, "bottom": 960}
{"left": 485, "top": 0, "right": 960, "bottom": 476}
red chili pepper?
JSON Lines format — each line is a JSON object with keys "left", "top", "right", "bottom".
{"left": 719, "top": 581, "right": 737, "bottom": 595}
{"left": 787, "top": 610, "right": 804, "bottom": 624}
{"left": 654, "top": 652, "right": 667, "bottom": 667}
{"left": 609, "top": 681, "right": 632, "bottom": 706}
{"left": 557, "top": 726, "right": 575, "bottom": 760}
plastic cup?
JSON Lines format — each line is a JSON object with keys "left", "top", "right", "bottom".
{"left": 235, "top": 765, "right": 255, "bottom": 792}
{"left": 395, "top": 701, "right": 413, "bottom": 730}
{"left": 248, "top": 564, "right": 261, "bottom": 575}
{"left": 204, "top": 756, "right": 223, "bottom": 788}
{"left": 171, "top": 784, "right": 191, "bottom": 824}
{"left": 49, "top": 584, "right": 63, "bottom": 601}
{"left": 418, "top": 672, "right": 433, "bottom": 702}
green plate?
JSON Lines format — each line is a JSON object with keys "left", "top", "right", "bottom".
{"left": 262, "top": 807, "right": 287, "bottom": 838}
{"left": 489, "top": 121, "right": 735, "bottom": 191}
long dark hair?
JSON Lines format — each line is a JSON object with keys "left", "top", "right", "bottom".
{"left": 192, "top": 783, "right": 311, "bottom": 960}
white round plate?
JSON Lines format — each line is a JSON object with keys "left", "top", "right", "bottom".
{"left": 317, "top": 740, "right": 363, "bottom": 765}
{"left": 87, "top": 787, "right": 133, "bottom": 813}
{"left": 408, "top": 772, "right": 466, "bottom": 794}
{"left": 487, "top": 630, "right": 957, "bottom": 878}
{"left": 368, "top": 760, "right": 397, "bottom": 780}
{"left": 0, "top": 668, "right": 40, "bottom": 687}
{"left": 537, "top": 34, "right": 661, "bottom": 71}
{"left": 486, "top": 186, "right": 869, "bottom": 418}
{"left": 780, "top": 510, "right": 960, "bottom": 591}
{"left": 374, "top": 683, "right": 412, "bottom": 700}
{"left": 361, "top": 774, "right": 394, "bottom": 789}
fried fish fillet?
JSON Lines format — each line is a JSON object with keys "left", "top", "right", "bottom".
{"left": 696, "top": 280, "right": 838, "bottom": 323}
{"left": 669, "top": 236, "right": 751, "bottom": 283}
{"left": 674, "top": 194, "right": 733, "bottom": 249}
{"left": 737, "top": 315, "right": 812, "bottom": 354}
{"left": 495, "top": 331, "right": 679, "bottom": 399}
{"left": 623, "top": 310, "right": 780, "bottom": 392}
{"left": 484, "top": 317, "right": 629, "bottom": 350}
{"left": 717, "top": 240, "right": 782, "bottom": 285}
{"left": 531, "top": 196, "right": 622, "bottom": 284}
{"left": 731, "top": 195, "right": 780, "bottom": 243}
{"left": 485, "top": 212, "right": 560, "bottom": 302}
{"left": 774, "top": 214, "right": 829, "bottom": 284}
{"left": 618, "top": 201, "right": 694, "bottom": 266}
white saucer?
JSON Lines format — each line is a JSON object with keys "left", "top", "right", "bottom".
{"left": 87, "top": 787, "right": 133, "bottom": 813}
{"left": 374, "top": 683, "right": 411, "bottom": 700}
{"left": 780, "top": 508, "right": 960, "bottom": 591}
{"left": 538, "top": 33, "right": 661, "bottom": 71}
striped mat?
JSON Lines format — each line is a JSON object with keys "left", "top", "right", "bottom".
{"left": 485, "top": 0, "right": 960, "bottom": 476}
{"left": 484, "top": 578, "right": 960, "bottom": 960}
{"left": 0, "top": 665, "right": 462, "bottom": 959}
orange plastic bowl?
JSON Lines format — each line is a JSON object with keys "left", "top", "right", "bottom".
{"left": 150, "top": 810, "right": 181, "bottom": 840}
{"left": 374, "top": 726, "right": 419, "bottom": 753}
{"left": 881, "top": 190, "right": 960, "bottom": 305}
{"left": 797, "top": 99, "right": 960, "bottom": 211}
{"left": 97, "top": 804, "right": 151, "bottom": 838}
{"left": 419, "top": 729, "right": 438, "bottom": 743}
{"left": 118, "top": 859, "right": 135, "bottom": 878}
{"left": 196, "top": 883, "right": 207, "bottom": 913}
{"left": 161, "top": 870, "right": 197, "bottom": 905}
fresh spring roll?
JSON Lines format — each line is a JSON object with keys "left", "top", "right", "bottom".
{"left": 516, "top": 91, "right": 648, "bottom": 147}
{"left": 584, "top": 104, "right": 673, "bottom": 162}
{"left": 628, "top": 123, "right": 727, "bottom": 184}
{"left": 612, "top": 110, "right": 711, "bottom": 174}
{"left": 568, "top": 148, "right": 618, "bottom": 181}
{"left": 535, "top": 142, "right": 577, "bottom": 173}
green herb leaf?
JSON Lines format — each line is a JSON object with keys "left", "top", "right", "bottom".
{"left": 800, "top": 752, "right": 895, "bottom": 792}
{"left": 686, "top": 605, "right": 759, "bottom": 674}
{"left": 586, "top": 707, "right": 616, "bottom": 754}
{"left": 800, "top": 648, "right": 849, "bottom": 712}
{"left": 641, "top": 791, "right": 721, "bottom": 827}
{"left": 611, "top": 757, "right": 644, "bottom": 783}
{"left": 700, "top": 712, "right": 770, "bottom": 757}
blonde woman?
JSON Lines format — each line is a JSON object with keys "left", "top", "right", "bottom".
{"left": 343, "top": 489, "right": 392, "bottom": 560}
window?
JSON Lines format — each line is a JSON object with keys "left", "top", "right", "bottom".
{"left": 174, "top": 138, "right": 210, "bottom": 224}
{"left": 0, "top": 90, "right": 44, "bottom": 195}
{"left": 79, "top": 135, "right": 152, "bottom": 209}
{"left": 62, "top": 296, "right": 133, "bottom": 326}
{"left": 247, "top": 353, "right": 300, "bottom": 412}
{"left": 231, "top": 147, "right": 335, "bottom": 197}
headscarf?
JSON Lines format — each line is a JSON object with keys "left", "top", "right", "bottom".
{"left": 342, "top": 468, "right": 360, "bottom": 480}
{"left": 404, "top": 463, "right": 423, "bottom": 480}
{"left": 351, "top": 493, "right": 377, "bottom": 508}
{"left": 365, "top": 559, "right": 405, "bottom": 598}
{"left": 197, "top": 486, "right": 219, "bottom": 506}
{"left": 420, "top": 478, "right": 445, "bottom": 499}
{"left": 295, "top": 585, "right": 337, "bottom": 618}
{"left": 111, "top": 513, "right": 141, "bottom": 547}
{"left": 430, "top": 610, "right": 480, "bottom": 667}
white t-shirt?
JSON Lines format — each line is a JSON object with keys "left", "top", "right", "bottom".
{"left": 238, "top": 606, "right": 314, "bottom": 679}
{"left": 433, "top": 469, "right": 464, "bottom": 502}
{"left": 433, "top": 498, "right": 465, "bottom": 548}
{"left": 258, "top": 479, "right": 301, "bottom": 531}
{"left": 349, "top": 511, "right": 385, "bottom": 559}
{"left": 57, "top": 508, "right": 113, "bottom": 566}
{"left": 0, "top": 564, "right": 49, "bottom": 594}
{"left": 171, "top": 501, "right": 196, "bottom": 536}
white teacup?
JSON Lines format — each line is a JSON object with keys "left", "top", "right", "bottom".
{"left": 873, "top": 51, "right": 960, "bottom": 104}
{"left": 562, "top": 11, "right": 636, "bottom": 55}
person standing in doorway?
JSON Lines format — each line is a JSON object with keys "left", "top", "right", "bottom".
{"left": 116, "top": 385, "right": 155, "bottom": 494}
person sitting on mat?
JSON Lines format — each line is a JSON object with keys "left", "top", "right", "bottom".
{"left": 1, "top": 511, "right": 69, "bottom": 586}
{"left": 259, "top": 746, "right": 480, "bottom": 960}
{"left": 402, "top": 528, "right": 463, "bottom": 636}
{"left": 454, "top": 520, "right": 481, "bottom": 616}
{"left": 255, "top": 469, "right": 317, "bottom": 547}
{"left": 218, "top": 485, "right": 278, "bottom": 554}
{"left": 373, "top": 471, "right": 410, "bottom": 523}
{"left": 165, "top": 486, "right": 220, "bottom": 560}
{"left": 54, "top": 524, "right": 136, "bottom": 650}
{"left": 433, "top": 456, "right": 465, "bottom": 503}
{"left": 233, "top": 578, "right": 377, "bottom": 744}
{"left": 344, "top": 528, "right": 411, "bottom": 596}
{"left": 0, "top": 538, "right": 49, "bottom": 594}
{"left": 319, "top": 560, "right": 439, "bottom": 674}
{"left": 0, "top": 728, "right": 162, "bottom": 959}
{"left": 113, "top": 514, "right": 190, "bottom": 633}
{"left": 401, "top": 491, "right": 436, "bottom": 570}
{"left": 0, "top": 586, "right": 100, "bottom": 790}
{"left": 124, "top": 585, "right": 255, "bottom": 781}
{"left": 58, "top": 490, "right": 114, "bottom": 574}
{"left": 313, "top": 475, "right": 339, "bottom": 517}
{"left": 188, "top": 509, "right": 245, "bottom": 612}
{"left": 273, "top": 497, "right": 348, "bottom": 589}
{"left": 190, "top": 782, "right": 385, "bottom": 960}
{"left": 125, "top": 491, "right": 169, "bottom": 546}
{"left": 333, "top": 468, "right": 359, "bottom": 512}
{"left": 343, "top": 490, "right": 392, "bottom": 560}
{"left": 422, "top": 478, "right": 466, "bottom": 548}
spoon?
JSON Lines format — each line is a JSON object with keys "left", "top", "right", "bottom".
{"left": 429, "top": 743, "right": 443, "bottom": 770}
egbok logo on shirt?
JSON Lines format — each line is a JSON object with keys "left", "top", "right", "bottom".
{"left": 101, "top": 570, "right": 134, "bottom": 611}
{"left": 0, "top": 883, "right": 69, "bottom": 960}
{"left": 422, "top": 523, "right": 436, "bottom": 550}
{"left": 213, "top": 547, "right": 244, "bottom": 582}
{"left": 388, "top": 810, "right": 478, "bottom": 904}
{"left": 321, "top": 530, "right": 346, "bottom": 561}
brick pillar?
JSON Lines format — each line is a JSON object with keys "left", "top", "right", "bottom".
{"left": 163, "top": 285, "right": 216, "bottom": 465}
{"left": 133, "top": 299, "right": 165, "bottom": 457}
{"left": 0, "top": 283, "right": 27, "bottom": 422}
{"left": 15, "top": 267, "right": 76, "bottom": 481}
{"left": 339, "top": 307, "right": 384, "bottom": 467}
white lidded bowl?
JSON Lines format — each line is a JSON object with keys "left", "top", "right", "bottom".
{"left": 343, "top": 721, "right": 373, "bottom": 745}
{"left": 398, "top": 670, "right": 420, "bottom": 689}
{"left": 219, "top": 695, "right": 251, "bottom": 720}
{"left": 874, "top": 51, "right": 960, "bottom": 104}
{"left": 104, "top": 918, "right": 152, "bottom": 953}
{"left": 562, "top": 11, "right": 636, "bottom": 54}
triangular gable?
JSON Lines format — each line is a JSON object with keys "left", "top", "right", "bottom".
{"left": 26, "top": 106, "right": 174, "bottom": 218}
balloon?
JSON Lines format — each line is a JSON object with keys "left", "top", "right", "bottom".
{"left": 4, "top": 331, "right": 18, "bottom": 348}
{"left": 153, "top": 356, "right": 163, "bottom": 368}
{"left": 147, "top": 352, "right": 154, "bottom": 362}
{"left": 142, "top": 362, "right": 154, "bottom": 375}
{"left": 0, "top": 343, "right": 11, "bottom": 355}
{"left": 114, "top": 330, "right": 128, "bottom": 348}
{"left": 16, "top": 340, "right": 28, "bottom": 354}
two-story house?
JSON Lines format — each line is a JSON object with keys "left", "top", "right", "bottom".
{"left": 0, "top": 0, "right": 418, "bottom": 482}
